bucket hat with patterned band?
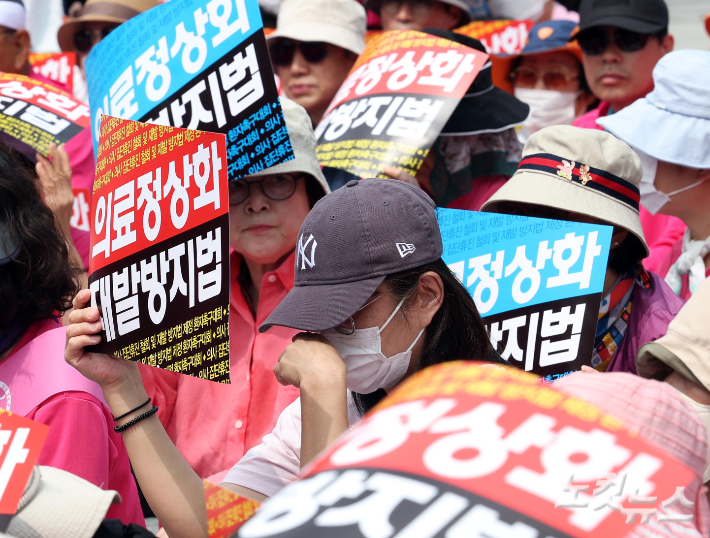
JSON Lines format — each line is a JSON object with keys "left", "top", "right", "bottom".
{"left": 481, "top": 124, "right": 649, "bottom": 257}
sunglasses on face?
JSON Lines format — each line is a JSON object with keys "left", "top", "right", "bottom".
{"left": 511, "top": 67, "right": 579, "bottom": 92}
{"left": 73, "top": 26, "right": 115, "bottom": 53}
{"left": 228, "top": 173, "right": 304, "bottom": 206}
{"left": 577, "top": 28, "right": 653, "bottom": 56}
{"left": 380, "top": 0, "right": 434, "bottom": 16}
{"left": 269, "top": 39, "right": 329, "bottom": 67}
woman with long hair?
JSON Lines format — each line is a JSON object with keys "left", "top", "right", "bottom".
{"left": 65, "top": 178, "right": 507, "bottom": 538}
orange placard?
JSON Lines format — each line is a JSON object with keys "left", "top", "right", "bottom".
{"left": 204, "top": 481, "right": 259, "bottom": 537}
{"left": 456, "top": 19, "right": 534, "bottom": 54}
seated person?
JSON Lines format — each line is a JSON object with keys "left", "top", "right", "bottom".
{"left": 492, "top": 20, "right": 597, "bottom": 143}
{"left": 267, "top": 0, "right": 366, "bottom": 124}
{"left": 481, "top": 125, "right": 684, "bottom": 373}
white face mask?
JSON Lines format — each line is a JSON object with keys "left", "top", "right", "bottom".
{"left": 637, "top": 149, "right": 706, "bottom": 214}
{"left": 514, "top": 88, "right": 579, "bottom": 143}
{"left": 319, "top": 297, "right": 424, "bottom": 394}
{"left": 674, "top": 389, "right": 710, "bottom": 483}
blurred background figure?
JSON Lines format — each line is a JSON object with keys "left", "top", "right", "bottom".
{"left": 385, "top": 30, "right": 529, "bottom": 211}
{"left": 570, "top": 0, "right": 684, "bottom": 274}
{"left": 367, "top": 0, "right": 472, "bottom": 31}
{"left": 57, "top": 0, "right": 159, "bottom": 103}
{"left": 0, "top": 0, "right": 34, "bottom": 77}
{"left": 483, "top": 126, "right": 684, "bottom": 374}
{"left": 599, "top": 50, "right": 710, "bottom": 300}
{"left": 493, "top": 20, "right": 597, "bottom": 143}
{"left": 0, "top": 143, "right": 143, "bottom": 526}
{"left": 267, "top": 0, "right": 366, "bottom": 125}
{"left": 487, "top": 0, "right": 578, "bottom": 22}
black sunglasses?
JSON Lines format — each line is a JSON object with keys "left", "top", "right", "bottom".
{"left": 577, "top": 28, "right": 656, "bottom": 56}
{"left": 269, "top": 39, "right": 329, "bottom": 67}
{"left": 72, "top": 26, "right": 115, "bottom": 54}
{"left": 229, "top": 174, "right": 304, "bottom": 205}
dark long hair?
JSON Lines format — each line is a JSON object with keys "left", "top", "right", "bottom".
{"left": 353, "top": 258, "right": 508, "bottom": 415}
{"left": 0, "top": 144, "right": 81, "bottom": 330}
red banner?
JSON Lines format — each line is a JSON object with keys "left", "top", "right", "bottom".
{"left": 0, "top": 409, "right": 49, "bottom": 514}
{"left": 29, "top": 52, "right": 76, "bottom": 91}
{"left": 456, "top": 19, "right": 534, "bottom": 55}
{"left": 204, "top": 481, "right": 259, "bottom": 538}
{"left": 239, "top": 363, "right": 696, "bottom": 538}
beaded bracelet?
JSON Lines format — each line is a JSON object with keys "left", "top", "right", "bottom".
{"left": 112, "top": 398, "right": 151, "bottom": 422}
{"left": 114, "top": 406, "right": 159, "bottom": 433}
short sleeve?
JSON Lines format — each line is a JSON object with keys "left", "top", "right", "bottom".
{"left": 221, "top": 398, "right": 302, "bottom": 497}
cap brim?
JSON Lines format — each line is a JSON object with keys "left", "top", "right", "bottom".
{"left": 267, "top": 24, "right": 365, "bottom": 55}
{"left": 260, "top": 274, "right": 386, "bottom": 333}
{"left": 576, "top": 15, "right": 666, "bottom": 36}
{"left": 481, "top": 168, "right": 649, "bottom": 257}
{"left": 441, "top": 86, "right": 530, "bottom": 135}
{"left": 58, "top": 16, "right": 129, "bottom": 52}
{"left": 637, "top": 332, "right": 710, "bottom": 392}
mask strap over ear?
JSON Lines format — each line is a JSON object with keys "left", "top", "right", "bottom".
{"left": 378, "top": 297, "right": 407, "bottom": 334}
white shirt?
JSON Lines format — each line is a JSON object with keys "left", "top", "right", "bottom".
{"left": 221, "top": 392, "right": 361, "bottom": 497}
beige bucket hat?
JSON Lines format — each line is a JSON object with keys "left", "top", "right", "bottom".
{"left": 57, "top": 0, "right": 159, "bottom": 52}
{"left": 637, "top": 277, "right": 710, "bottom": 389}
{"left": 2, "top": 465, "right": 121, "bottom": 538}
{"left": 250, "top": 98, "right": 330, "bottom": 197}
{"left": 481, "top": 125, "right": 648, "bottom": 257}
{"left": 267, "top": 0, "right": 367, "bottom": 55}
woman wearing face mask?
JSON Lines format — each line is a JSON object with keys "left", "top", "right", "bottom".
{"left": 598, "top": 50, "right": 710, "bottom": 300}
{"left": 385, "top": 30, "right": 530, "bottom": 211}
{"left": 482, "top": 125, "right": 684, "bottom": 374}
{"left": 492, "top": 20, "right": 597, "bottom": 144}
{"left": 137, "top": 99, "right": 330, "bottom": 482}
{"left": 64, "top": 178, "right": 506, "bottom": 538}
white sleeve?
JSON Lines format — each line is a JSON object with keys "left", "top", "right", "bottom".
{"left": 221, "top": 398, "right": 303, "bottom": 497}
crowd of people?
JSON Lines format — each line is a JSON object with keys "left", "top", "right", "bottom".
{"left": 1, "top": 0, "right": 710, "bottom": 536}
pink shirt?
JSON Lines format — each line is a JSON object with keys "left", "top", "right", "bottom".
{"left": 140, "top": 250, "right": 301, "bottom": 479}
{"left": 572, "top": 102, "right": 686, "bottom": 272}
{"left": 8, "top": 321, "right": 144, "bottom": 526}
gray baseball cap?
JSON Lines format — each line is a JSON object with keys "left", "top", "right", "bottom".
{"left": 260, "top": 179, "right": 443, "bottom": 333}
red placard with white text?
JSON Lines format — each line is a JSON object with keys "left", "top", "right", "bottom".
{"left": 315, "top": 30, "right": 488, "bottom": 179}
{"left": 204, "top": 481, "right": 259, "bottom": 537}
{"left": 29, "top": 52, "right": 75, "bottom": 92}
{"left": 88, "top": 116, "right": 230, "bottom": 383}
{"left": 0, "top": 72, "right": 89, "bottom": 159}
{"left": 238, "top": 363, "right": 696, "bottom": 538}
{"left": 455, "top": 19, "right": 534, "bottom": 55}
{"left": 0, "top": 409, "right": 49, "bottom": 514}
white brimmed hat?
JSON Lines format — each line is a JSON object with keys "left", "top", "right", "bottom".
{"left": 598, "top": 50, "right": 710, "bottom": 170}
{"left": 481, "top": 125, "right": 648, "bottom": 256}
{"left": 250, "top": 99, "right": 330, "bottom": 197}
{"left": 266, "top": 0, "right": 366, "bottom": 55}
{"left": 637, "top": 277, "right": 710, "bottom": 390}
{"left": 3, "top": 466, "right": 121, "bottom": 538}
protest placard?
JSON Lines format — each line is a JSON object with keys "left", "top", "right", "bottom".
{"left": 88, "top": 115, "right": 230, "bottom": 383}
{"left": 29, "top": 52, "right": 75, "bottom": 91}
{"left": 455, "top": 19, "right": 534, "bottom": 55}
{"left": 314, "top": 30, "right": 488, "bottom": 180}
{"left": 86, "top": 0, "right": 293, "bottom": 181}
{"left": 438, "top": 209, "right": 612, "bottom": 379}
{"left": 0, "top": 409, "right": 49, "bottom": 514}
{"left": 237, "top": 363, "right": 695, "bottom": 538}
{"left": 204, "top": 481, "right": 259, "bottom": 537}
{"left": 0, "top": 73, "right": 89, "bottom": 159}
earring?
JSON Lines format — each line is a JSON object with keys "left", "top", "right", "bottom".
{"left": 613, "top": 241, "right": 619, "bottom": 247}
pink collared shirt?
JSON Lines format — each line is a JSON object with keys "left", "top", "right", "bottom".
{"left": 140, "top": 250, "right": 301, "bottom": 478}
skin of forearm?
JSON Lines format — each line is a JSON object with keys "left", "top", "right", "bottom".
{"left": 103, "top": 372, "right": 208, "bottom": 538}
{"left": 299, "top": 375, "right": 349, "bottom": 469}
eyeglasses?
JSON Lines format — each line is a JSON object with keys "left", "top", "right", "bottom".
{"left": 380, "top": 0, "right": 434, "bottom": 16}
{"left": 334, "top": 289, "right": 393, "bottom": 335}
{"left": 577, "top": 28, "right": 653, "bottom": 56}
{"left": 511, "top": 67, "right": 579, "bottom": 92}
{"left": 72, "top": 26, "right": 115, "bottom": 53}
{"left": 228, "top": 173, "right": 304, "bottom": 206}
{"left": 269, "top": 39, "right": 329, "bottom": 67}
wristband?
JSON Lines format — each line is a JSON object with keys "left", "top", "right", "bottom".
{"left": 112, "top": 398, "right": 151, "bottom": 422}
{"left": 114, "top": 406, "right": 159, "bottom": 433}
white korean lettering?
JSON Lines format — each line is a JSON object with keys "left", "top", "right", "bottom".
{"left": 466, "top": 251, "right": 504, "bottom": 314}
{"left": 111, "top": 180, "right": 137, "bottom": 251}
{"left": 219, "top": 43, "right": 264, "bottom": 118}
{"left": 135, "top": 37, "right": 171, "bottom": 102}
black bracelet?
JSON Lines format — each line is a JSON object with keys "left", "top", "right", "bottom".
{"left": 114, "top": 406, "right": 159, "bottom": 433}
{"left": 112, "top": 398, "right": 151, "bottom": 422}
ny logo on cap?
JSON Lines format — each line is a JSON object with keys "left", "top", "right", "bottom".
{"left": 396, "top": 243, "right": 416, "bottom": 258}
{"left": 297, "top": 234, "right": 317, "bottom": 270}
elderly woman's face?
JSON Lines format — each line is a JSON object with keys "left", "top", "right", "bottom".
{"left": 228, "top": 173, "right": 312, "bottom": 265}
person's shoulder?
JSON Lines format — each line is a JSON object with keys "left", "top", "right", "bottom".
{"left": 633, "top": 272, "right": 685, "bottom": 334}
{"left": 572, "top": 102, "right": 609, "bottom": 130}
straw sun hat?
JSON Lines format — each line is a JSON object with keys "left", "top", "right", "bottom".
{"left": 481, "top": 125, "right": 648, "bottom": 257}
